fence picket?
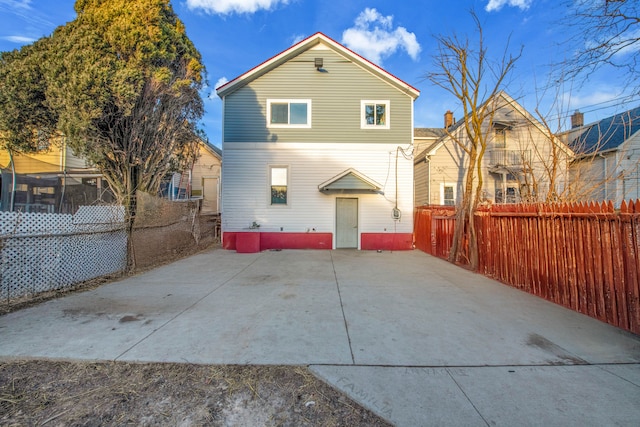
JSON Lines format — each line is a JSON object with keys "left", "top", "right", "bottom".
{"left": 414, "top": 201, "right": 640, "bottom": 335}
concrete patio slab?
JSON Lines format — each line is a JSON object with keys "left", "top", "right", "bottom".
{"left": 1, "top": 248, "right": 639, "bottom": 426}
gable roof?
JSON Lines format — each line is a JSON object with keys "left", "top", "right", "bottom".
{"left": 414, "top": 128, "right": 446, "bottom": 139}
{"left": 200, "top": 140, "right": 222, "bottom": 159}
{"left": 419, "top": 91, "right": 572, "bottom": 158}
{"left": 570, "top": 106, "right": 640, "bottom": 155}
{"left": 318, "top": 168, "right": 383, "bottom": 194}
{"left": 216, "top": 32, "right": 420, "bottom": 100}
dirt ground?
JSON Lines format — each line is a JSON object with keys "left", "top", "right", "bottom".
{"left": 0, "top": 360, "right": 391, "bottom": 426}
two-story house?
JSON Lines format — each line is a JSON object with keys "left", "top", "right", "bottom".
{"left": 216, "top": 33, "right": 420, "bottom": 252}
{"left": 414, "top": 92, "right": 572, "bottom": 206}
{"left": 560, "top": 106, "right": 640, "bottom": 206}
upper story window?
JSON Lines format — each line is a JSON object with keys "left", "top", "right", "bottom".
{"left": 361, "top": 100, "right": 390, "bottom": 129}
{"left": 267, "top": 99, "right": 311, "bottom": 128}
{"left": 492, "top": 121, "right": 511, "bottom": 148}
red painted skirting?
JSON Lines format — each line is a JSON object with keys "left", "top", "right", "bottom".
{"left": 224, "top": 232, "right": 413, "bottom": 251}
{"left": 361, "top": 233, "right": 413, "bottom": 251}
{"left": 223, "top": 232, "right": 332, "bottom": 252}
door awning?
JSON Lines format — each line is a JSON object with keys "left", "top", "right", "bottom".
{"left": 318, "top": 168, "right": 384, "bottom": 194}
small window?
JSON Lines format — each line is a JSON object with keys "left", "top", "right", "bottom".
{"left": 270, "top": 166, "right": 288, "bottom": 205}
{"left": 267, "top": 100, "right": 311, "bottom": 128}
{"left": 494, "top": 128, "right": 507, "bottom": 147}
{"left": 440, "top": 183, "right": 456, "bottom": 206}
{"left": 361, "top": 100, "right": 390, "bottom": 129}
{"left": 495, "top": 185, "right": 519, "bottom": 204}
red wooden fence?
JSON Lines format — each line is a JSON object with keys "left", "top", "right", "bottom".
{"left": 414, "top": 201, "right": 640, "bottom": 335}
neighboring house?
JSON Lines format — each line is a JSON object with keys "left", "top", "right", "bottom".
{"left": 162, "top": 140, "right": 222, "bottom": 215}
{"left": 191, "top": 142, "right": 222, "bottom": 215}
{"left": 0, "top": 137, "right": 112, "bottom": 213}
{"left": 216, "top": 32, "right": 420, "bottom": 251}
{"left": 560, "top": 106, "right": 640, "bottom": 206}
{"left": 413, "top": 126, "right": 447, "bottom": 206}
{"left": 414, "top": 92, "right": 572, "bottom": 206}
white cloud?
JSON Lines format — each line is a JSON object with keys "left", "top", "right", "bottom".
{"left": 214, "top": 77, "right": 229, "bottom": 90}
{"left": 341, "top": 8, "right": 421, "bottom": 66}
{"left": 290, "top": 33, "right": 306, "bottom": 45}
{"left": 485, "top": 0, "right": 532, "bottom": 12}
{"left": 2, "top": 35, "right": 36, "bottom": 43}
{"left": 186, "top": 0, "right": 289, "bottom": 15}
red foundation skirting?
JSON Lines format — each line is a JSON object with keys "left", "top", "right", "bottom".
{"left": 361, "top": 233, "right": 413, "bottom": 251}
{"left": 223, "top": 232, "right": 332, "bottom": 252}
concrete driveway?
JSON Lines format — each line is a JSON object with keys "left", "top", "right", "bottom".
{"left": 1, "top": 249, "right": 639, "bottom": 426}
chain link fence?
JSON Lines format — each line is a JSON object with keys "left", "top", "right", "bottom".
{"left": 1, "top": 206, "right": 127, "bottom": 305}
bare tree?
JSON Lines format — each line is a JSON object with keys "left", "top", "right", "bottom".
{"left": 426, "top": 12, "right": 521, "bottom": 269}
{"left": 561, "top": 0, "right": 640, "bottom": 94}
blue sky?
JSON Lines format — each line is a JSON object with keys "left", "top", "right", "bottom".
{"left": 1, "top": 0, "right": 638, "bottom": 147}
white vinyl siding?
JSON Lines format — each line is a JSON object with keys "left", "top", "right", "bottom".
{"left": 221, "top": 142, "right": 414, "bottom": 238}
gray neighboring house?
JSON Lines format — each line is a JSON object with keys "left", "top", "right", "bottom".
{"left": 560, "top": 106, "right": 640, "bottom": 206}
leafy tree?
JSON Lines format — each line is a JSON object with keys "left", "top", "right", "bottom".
{"left": 426, "top": 12, "right": 521, "bottom": 269}
{"left": 0, "top": 39, "right": 57, "bottom": 152}
{"left": 0, "top": 0, "right": 206, "bottom": 270}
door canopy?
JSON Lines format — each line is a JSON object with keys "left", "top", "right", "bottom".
{"left": 318, "top": 168, "right": 383, "bottom": 194}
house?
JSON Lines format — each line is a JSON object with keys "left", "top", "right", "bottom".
{"left": 560, "top": 106, "right": 640, "bottom": 206}
{"left": 0, "top": 136, "right": 112, "bottom": 213}
{"left": 413, "top": 127, "right": 446, "bottom": 206}
{"left": 414, "top": 92, "right": 573, "bottom": 206}
{"left": 192, "top": 142, "right": 222, "bottom": 215}
{"left": 161, "top": 140, "right": 222, "bottom": 215}
{"left": 216, "top": 32, "right": 420, "bottom": 251}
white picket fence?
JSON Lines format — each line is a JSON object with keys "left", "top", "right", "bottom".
{"left": 1, "top": 206, "right": 127, "bottom": 301}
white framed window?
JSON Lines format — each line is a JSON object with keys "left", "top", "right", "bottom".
{"left": 269, "top": 165, "right": 289, "bottom": 205}
{"left": 361, "top": 100, "right": 390, "bottom": 129}
{"left": 267, "top": 99, "right": 311, "bottom": 128}
{"left": 440, "top": 183, "right": 456, "bottom": 206}
{"left": 495, "top": 184, "right": 519, "bottom": 204}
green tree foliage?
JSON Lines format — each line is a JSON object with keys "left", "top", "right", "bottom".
{"left": 47, "top": 0, "right": 205, "bottom": 199}
{"left": 0, "top": 39, "right": 57, "bottom": 152}
{"left": 0, "top": 0, "right": 205, "bottom": 270}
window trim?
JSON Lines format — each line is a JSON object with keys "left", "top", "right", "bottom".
{"left": 267, "top": 99, "right": 312, "bottom": 128}
{"left": 360, "top": 100, "right": 390, "bottom": 129}
{"left": 269, "top": 165, "right": 289, "bottom": 206}
{"left": 440, "top": 182, "right": 456, "bottom": 206}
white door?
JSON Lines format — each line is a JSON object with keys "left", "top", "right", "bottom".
{"left": 336, "top": 198, "right": 358, "bottom": 248}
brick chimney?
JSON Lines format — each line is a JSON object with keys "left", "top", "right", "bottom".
{"left": 444, "top": 110, "right": 454, "bottom": 129}
{"left": 571, "top": 110, "right": 584, "bottom": 128}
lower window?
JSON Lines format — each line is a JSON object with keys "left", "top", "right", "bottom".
{"left": 270, "top": 166, "right": 288, "bottom": 205}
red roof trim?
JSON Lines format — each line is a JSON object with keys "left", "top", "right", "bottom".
{"left": 216, "top": 32, "right": 420, "bottom": 97}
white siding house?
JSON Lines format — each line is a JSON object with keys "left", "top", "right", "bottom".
{"left": 415, "top": 92, "right": 572, "bottom": 206}
{"left": 217, "top": 33, "right": 419, "bottom": 251}
{"left": 560, "top": 106, "right": 640, "bottom": 206}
